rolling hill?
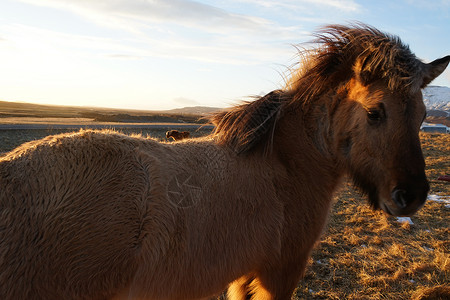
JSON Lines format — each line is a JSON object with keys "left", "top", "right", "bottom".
{"left": 0, "top": 85, "right": 448, "bottom": 125}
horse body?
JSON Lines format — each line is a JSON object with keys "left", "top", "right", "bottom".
{"left": 0, "top": 130, "right": 334, "bottom": 299}
{"left": 1, "top": 24, "right": 449, "bottom": 299}
{"left": 130, "top": 137, "right": 287, "bottom": 299}
{"left": 166, "top": 130, "right": 191, "bottom": 141}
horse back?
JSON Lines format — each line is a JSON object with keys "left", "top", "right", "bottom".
{"left": 0, "top": 130, "right": 152, "bottom": 299}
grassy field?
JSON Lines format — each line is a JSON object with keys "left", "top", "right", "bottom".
{"left": 0, "top": 100, "right": 214, "bottom": 123}
{"left": 0, "top": 126, "right": 213, "bottom": 153}
{"left": 0, "top": 128, "right": 448, "bottom": 299}
{"left": 0, "top": 100, "right": 214, "bottom": 152}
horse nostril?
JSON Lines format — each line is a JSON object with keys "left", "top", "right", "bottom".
{"left": 392, "top": 189, "right": 408, "bottom": 209}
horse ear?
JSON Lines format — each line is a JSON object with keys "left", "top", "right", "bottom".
{"left": 421, "top": 55, "right": 450, "bottom": 88}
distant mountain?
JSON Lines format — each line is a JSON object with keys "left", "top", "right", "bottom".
{"left": 423, "top": 86, "right": 450, "bottom": 113}
{"left": 0, "top": 100, "right": 213, "bottom": 124}
{"left": 163, "top": 106, "right": 222, "bottom": 116}
{"left": 422, "top": 86, "right": 450, "bottom": 126}
{"left": 1, "top": 85, "right": 448, "bottom": 123}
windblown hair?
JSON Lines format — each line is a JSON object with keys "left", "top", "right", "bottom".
{"left": 209, "top": 90, "right": 285, "bottom": 154}
{"left": 210, "top": 23, "right": 424, "bottom": 154}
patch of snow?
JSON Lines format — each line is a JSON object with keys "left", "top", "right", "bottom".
{"left": 422, "top": 246, "right": 434, "bottom": 252}
{"left": 427, "top": 194, "right": 450, "bottom": 208}
{"left": 396, "top": 217, "right": 414, "bottom": 225}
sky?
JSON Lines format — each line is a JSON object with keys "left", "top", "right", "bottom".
{"left": 0, "top": 0, "right": 449, "bottom": 110}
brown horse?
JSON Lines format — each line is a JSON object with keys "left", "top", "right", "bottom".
{"left": 166, "top": 130, "right": 191, "bottom": 141}
{"left": 0, "top": 24, "right": 449, "bottom": 300}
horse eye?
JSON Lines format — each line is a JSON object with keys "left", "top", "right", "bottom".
{"left": 367, "top": 109, "right": 382, "bottom": 122}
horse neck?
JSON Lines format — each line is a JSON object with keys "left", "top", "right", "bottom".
{"left": 271, "top": 96, "right": 344, "bottom": 200}
{"left": 262, "top": 100, "right": 343, "bottom": 245}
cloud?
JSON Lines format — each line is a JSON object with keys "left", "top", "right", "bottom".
{"left": 0, "top": 23, "right": 143, "bottom": 58}
{"left": 311, "top": 0, "right": 361, "bottom": 11}
{"left": 105, "top": 54, "right": 143, "bottom": 60}
{"left": 227, "top": 0, "right": 361, "bottom": 13}
{"left": 16, "top": 0, "right": 308, "bottom": 64}
{"left": 173, "top": 97, "right": 200, "bottom": 106}
{"left": 405, "top": 0, "right": 450, "bottom": 9}
{"left": 18, "top": 0, "right": 297, "bottom": 38}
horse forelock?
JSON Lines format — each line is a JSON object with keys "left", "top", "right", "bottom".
{"left": 288, "top": 24, "right": 424, "bottom": 104}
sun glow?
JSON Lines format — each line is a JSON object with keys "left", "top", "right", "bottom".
{"left": 0, "top": 0, "right": 449, "bottom": 110}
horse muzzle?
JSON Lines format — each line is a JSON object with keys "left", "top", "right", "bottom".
{"left": 381, "top": 181, "right": 429, "bottom": 216}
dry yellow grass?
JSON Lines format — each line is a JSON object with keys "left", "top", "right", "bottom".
{"left": 0, "top": 117, "right": 96, "bottom": 125}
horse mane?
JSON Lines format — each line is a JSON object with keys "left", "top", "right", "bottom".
{"left": 210, "top": 23, "right": 423, "bottom": 154}
{"left": 209, "top": 90, "right": 286, "bottom": 154}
